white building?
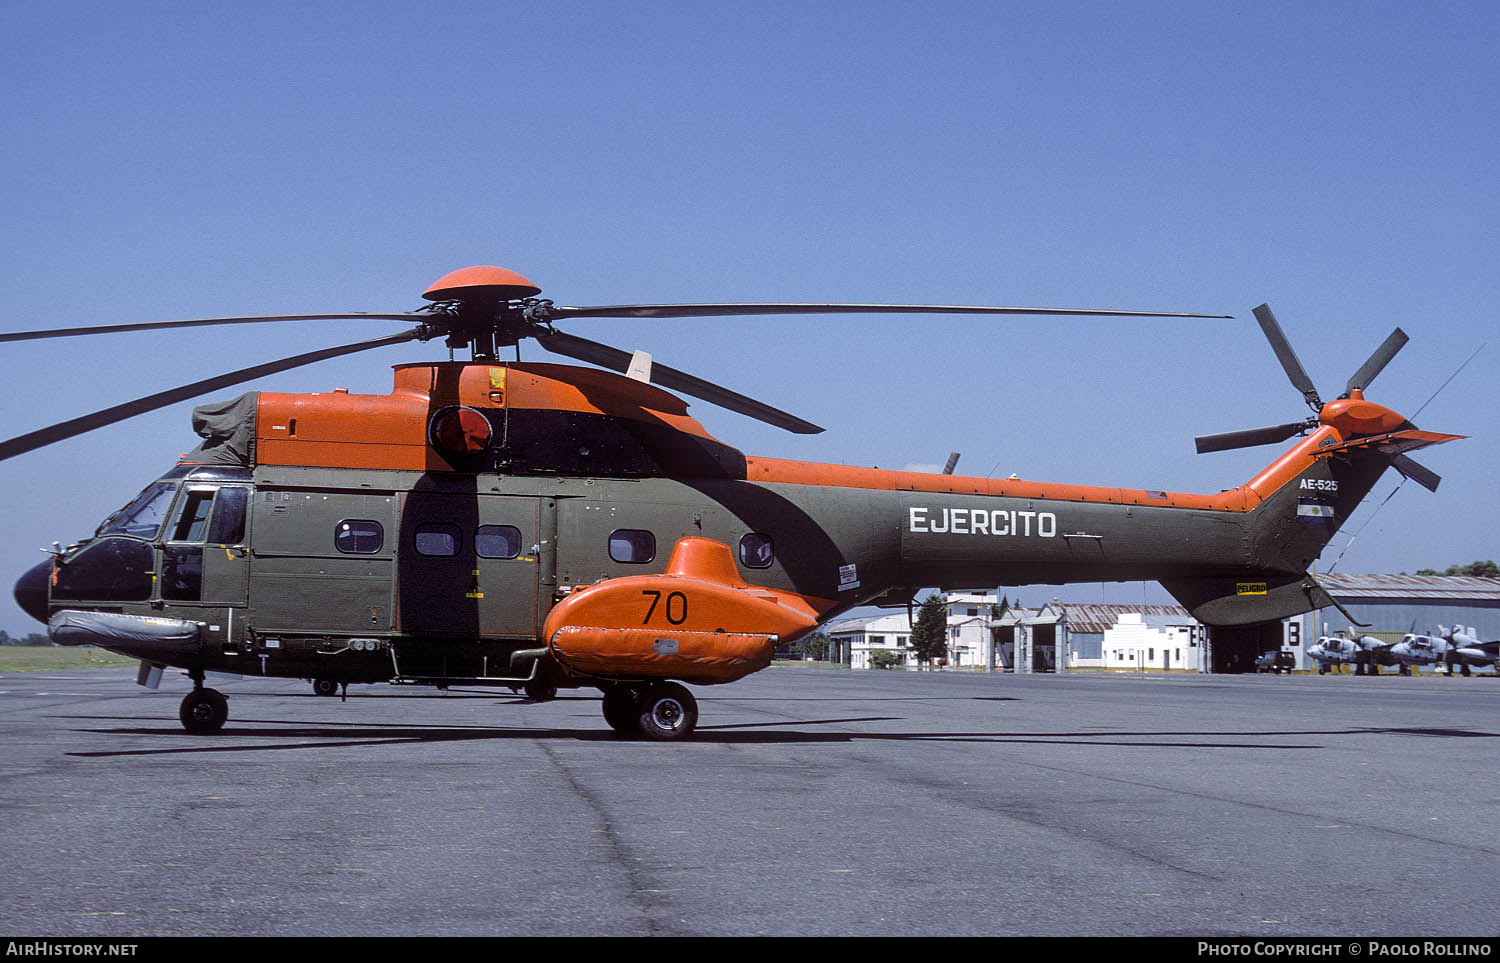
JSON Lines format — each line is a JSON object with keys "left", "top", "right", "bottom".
{"left": 827, "top": 593, "right": 999, "bottom": 669}
{"left": 946, "top": 613, "right": 990, "bottom": 667}
{"left": 829, "top": 612, "right": 913, "bottom": 669}
{"left": 1099, "top": 612, "right": 1205, "bottom": 672}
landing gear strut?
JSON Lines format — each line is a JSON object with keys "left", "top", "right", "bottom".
{"left": 598, "top": 682, "right": 699, "bottom": 740}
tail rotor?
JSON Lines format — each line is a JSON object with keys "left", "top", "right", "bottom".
{"left": 1193, "top": 303, "right": 1446, "bottom": 490}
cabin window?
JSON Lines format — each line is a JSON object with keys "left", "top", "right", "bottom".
{"left": 739, "top": 532, "right": 774, "bottom": 569}
{"left": 609, "top": 529, "right": 656, "bottom": 564}
{"left": 335, "top": 519, "right": 384, "bottom": 554}
{"left": 414, "top": 523, "right": 461, "bottom": 557}
{"left": 476, "top": 524, "right": 523, "bottom": 559}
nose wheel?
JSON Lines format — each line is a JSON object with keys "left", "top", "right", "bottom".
{"left": 179, "top": 687, "right": 228, "bottom": 734}
{"left": 599, "top": 682, "right": 699, "bottom": 740}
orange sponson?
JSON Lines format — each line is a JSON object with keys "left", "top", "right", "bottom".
{"left": 544, "top": 537, "right": 821, "bottom": 685}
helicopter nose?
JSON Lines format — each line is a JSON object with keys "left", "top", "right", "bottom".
{"left": 13, "top": 559, "right": 51, "bottom": 625}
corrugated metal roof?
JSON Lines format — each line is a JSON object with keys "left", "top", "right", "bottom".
{"left": 1316, "top": 573, "right": 1500, "bottom": 602}
{"left": 827, "top": 612, "right": 911, "bottom": 634}
{"left": 1051, "top": 604, "right": 1192, "bottom": 634}
{"left": 997, "top": 603, "right": 1191, "bottom": 633}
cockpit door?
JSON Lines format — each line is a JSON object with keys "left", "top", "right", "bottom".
{"left": 160, "top": 485, "right": 250, "bottom": 607}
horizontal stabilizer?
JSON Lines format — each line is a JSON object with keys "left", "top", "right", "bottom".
{"left": 1314, "top": 428, "right": 1465, "bottom": 458}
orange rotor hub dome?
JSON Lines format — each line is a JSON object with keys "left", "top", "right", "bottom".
{"left": 422, "top": 265, "right": 542, "bottom": 302}
{"left": 1319, "top": 389, "right": 1406, "bottom": 438}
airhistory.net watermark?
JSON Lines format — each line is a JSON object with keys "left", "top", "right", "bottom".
{"left": 5, "top": 944, "right": 138, "bottom": 957}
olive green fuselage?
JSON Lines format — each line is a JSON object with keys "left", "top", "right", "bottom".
{"left": 36, "top": 441, "right": 1379, "bottom": 685}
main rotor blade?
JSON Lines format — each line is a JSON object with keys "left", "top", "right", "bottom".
{"left": 535, "top": 329, "right": 824, "bottom": 434}
{"left": 1391, "top": 453, "right": 1441, "bottom": 492}
{"left": 1344, "top": 327, "right": 1409, "bottom": 396}
{"left": 1252, "top": 304, "right": 1321, "bottom": 410}
{"left": 1194, "top": 421, "right": 1311, "bottom": 454}
{"left": 0, "top": 330, "right": 428, "bottom": 462}
{"left": 0, "top": 313, "right": 431, "bottom": 343}
{"left": 544, "top": 303, "right": 1232, "bottom": 321}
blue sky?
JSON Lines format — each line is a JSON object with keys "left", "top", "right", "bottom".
{"left": 2, "top": 1, "right": 1496, "bottom": 634}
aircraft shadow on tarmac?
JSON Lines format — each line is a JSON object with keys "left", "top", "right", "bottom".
{"left": 52, "top": 709, "right": 1499, "bottom": 757}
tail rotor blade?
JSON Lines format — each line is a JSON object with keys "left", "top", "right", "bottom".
{"left": 1392, "top": 453, "right": 1441, "bottom": 492}
{"left": 1345, "top": 327, "right": 1409, "bottom": 396}
{"left": 1194, "top": 421, "right": 1311, "bottom": 454}
{"left": 1253, "top": 304, "right": 1322, "bottom": 411}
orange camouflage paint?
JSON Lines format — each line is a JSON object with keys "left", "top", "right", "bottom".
{"left": 253, "top": 363, "right": 1459, "bottom": 513}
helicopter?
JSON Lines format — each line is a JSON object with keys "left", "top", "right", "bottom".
{"left": 6, "top": 266, "right": 1464, "bottom": 739}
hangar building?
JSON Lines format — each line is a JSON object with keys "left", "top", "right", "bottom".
{"left": 1284, "top": 573, "right": 1500, "bottom": 670}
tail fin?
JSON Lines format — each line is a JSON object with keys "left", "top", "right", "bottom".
{"left": 1174, "top": 305, "right": 1463, "bottom": 626}
{"left": 1165, "top": 417, "right": 1460, "bottom": 626}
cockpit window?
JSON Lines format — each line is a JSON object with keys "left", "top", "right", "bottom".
{"left": 97, "top": 482, "right": 176, "bottom": 538}
{"left": 170, "top": 490, "right": 217, "bottom": 542}
{"left": 207, "top": 487, "right": 249, "bottom": 545}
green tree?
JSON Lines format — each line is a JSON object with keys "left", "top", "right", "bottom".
{"left": 909, "top": 594, "right": 948, "bottom": 668}
{"left": 2, "top": 631, "right": 50, "bottom": 646}
{"left": 1415, "top": 560, "right": 1499, "bottom": 577}
{"left": 869, "top": 649, "right": 903, "bottom": 670}
{"left": 801, "top": 631, "right": 831, "bottom": 661}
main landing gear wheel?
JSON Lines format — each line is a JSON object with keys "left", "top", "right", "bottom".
{"left": 312, "top": 678, "right": 339, "bottom": 697}
{"left": 601, "top": 687, "right": 640, "bottom": 734}
{"left": 524, "top": 680, "right": 558, "bottom": 702}
{"left": 636, "top": 682, "right": 698, "bottom": 741}
{"left": 179, "top": 688, "right": 228, "bottom": 734}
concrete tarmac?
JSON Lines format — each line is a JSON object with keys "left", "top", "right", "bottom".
{"left": 1, "top": 665, "right": 1496, "bottom": 937}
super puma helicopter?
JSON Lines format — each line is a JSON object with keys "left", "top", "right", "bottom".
{"left": 7, "top": 266, "right": 1462, "bottom": 739}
